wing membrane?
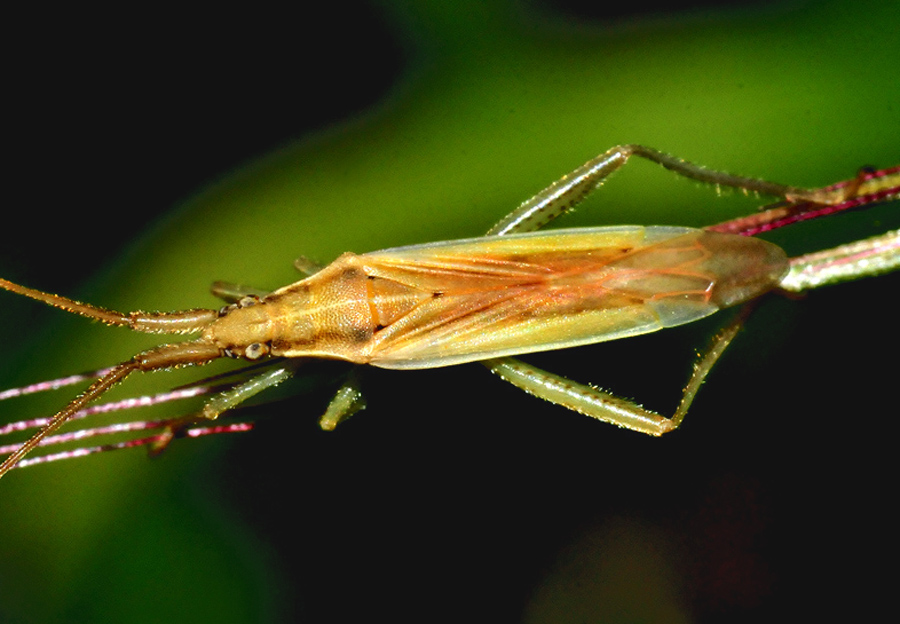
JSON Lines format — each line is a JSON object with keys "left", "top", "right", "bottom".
{"left": 360, "top": 226, "right": 737, "bottom": 369}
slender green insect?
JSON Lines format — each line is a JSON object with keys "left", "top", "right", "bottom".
{"left": 1, "top": 145, "right": 897, "bottom": 477}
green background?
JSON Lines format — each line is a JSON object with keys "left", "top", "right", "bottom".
{"left": 1, "top": 2, "right": 897, "bottom": 622}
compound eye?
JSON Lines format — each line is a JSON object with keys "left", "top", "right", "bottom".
{"left": 244, "top": 342, "right": 269, "bottom": 360}
{"left": 237, "top": 295, "right": 260, "bottom": 308}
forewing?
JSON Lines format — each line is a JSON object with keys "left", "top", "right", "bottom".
{"left": 360, "top": 226, "right": 730, "bottom": 369}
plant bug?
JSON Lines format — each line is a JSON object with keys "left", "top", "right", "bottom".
{"left": 0, "top": 145, "right": 897, "bottom": 477}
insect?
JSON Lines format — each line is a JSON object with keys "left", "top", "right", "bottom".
{"left": 0, "top": 145, "right": 897, "bottom": 477}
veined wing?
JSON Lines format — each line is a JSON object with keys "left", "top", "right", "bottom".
{"left": 360, "top": 226, "right": 787, "bottom": 369}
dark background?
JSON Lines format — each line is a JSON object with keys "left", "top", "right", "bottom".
{"left": 1, "top": 2, "right": 897, "bottom": 623}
